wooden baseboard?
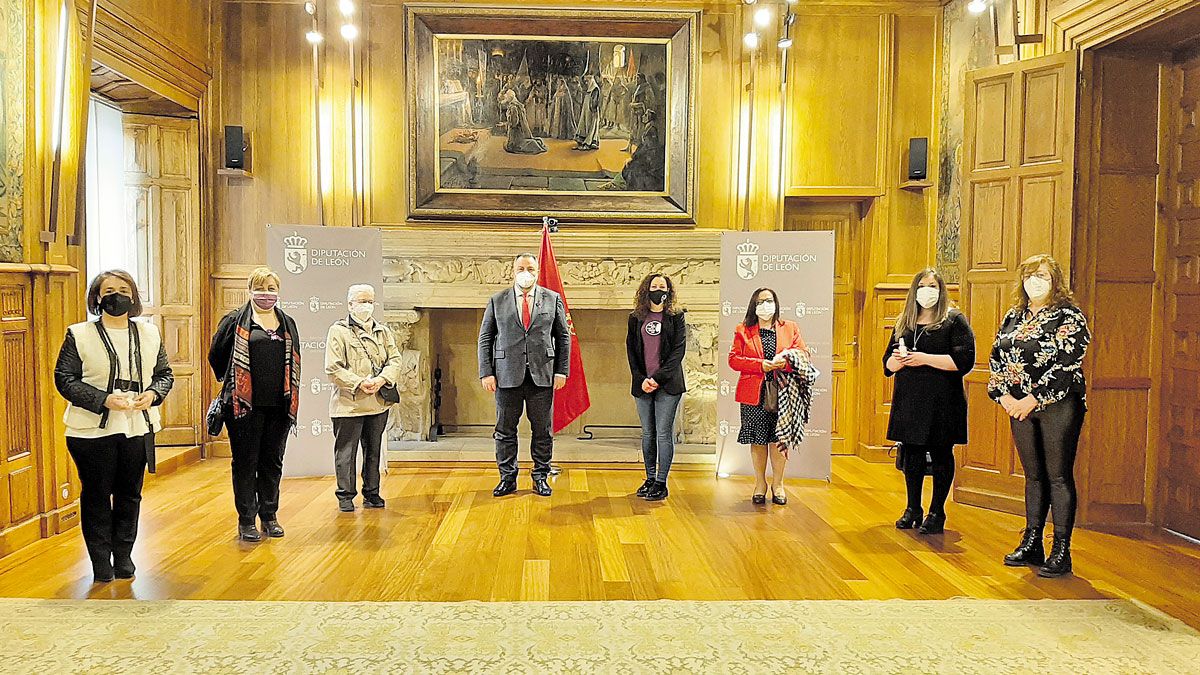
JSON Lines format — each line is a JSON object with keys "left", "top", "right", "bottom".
{"left": 206, "top": 439, "right": 231, "bottom": 458}
{"left": 953, "top": 486, "right": 1024, "bottom": 515}
{"left": 857, "top": 444, "right": 895, "bottom": 464}
{"left": 149, "top": 445, "right": 203, "bottom": 477}
{"left": 0, "top": 518, "right": 44, "bottom": 558}
{"left": 40, "top": 502, "right": 81, "bottom": 537}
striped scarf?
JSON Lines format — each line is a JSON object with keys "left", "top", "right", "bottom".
{"left": 230, "top": 304, "right": 301, "bottom": 430}
{"left": 775, "top": 348, "right": 819, "bottom": 451}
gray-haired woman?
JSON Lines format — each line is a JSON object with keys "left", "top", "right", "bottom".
{"left": 325, "top": 284, "right": 402, "bottom": 512}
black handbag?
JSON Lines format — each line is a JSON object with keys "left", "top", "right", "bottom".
{"left": 892, "top": 442, "right": 935, "bottom": 476}
{"left": 761, "top": 374, "right": 779, "bottom": 413}
{"left": 376, "top": 372, "right": 400, "bottom": 404}
{"left": 206, "top": 395, "right": 227, "bottom": 436}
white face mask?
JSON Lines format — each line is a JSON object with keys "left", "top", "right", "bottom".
{"left": 755, "top": 301, "right": 776, "bottom": 321}
{"left": 349, "top": 301, "right": 374, "bottom": 323}
{"left": 515, "top": 271, "right": 537, "bottom": 290}
{"left": 915, "top": 287, "right": 940, "bottom": 309}
{"left": 1024, "top": 276, "right": 1052, "bottom": 302}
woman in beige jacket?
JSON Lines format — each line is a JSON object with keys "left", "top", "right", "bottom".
{"left": 324, "top": 284, "right": 402, "bottom": 512}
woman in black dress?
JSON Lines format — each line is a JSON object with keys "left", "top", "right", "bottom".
{"left": 883, "top": 268, "right": 975, "bottom": 534}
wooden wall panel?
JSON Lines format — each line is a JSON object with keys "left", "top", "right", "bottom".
{"left": 884, "top": 13, "right": 939, "bottom": 281}
{"left": 216, "top": 1, "right": 320, "bottom": 268}
{"left": 786, "top": 13, "right": 885, "bottom": 196}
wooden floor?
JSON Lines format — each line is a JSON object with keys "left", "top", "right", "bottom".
{"left": 2, "top": 456, "right": 1198, "bottom": 628}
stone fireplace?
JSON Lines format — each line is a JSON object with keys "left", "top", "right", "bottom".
{"left": 378, "top": 229, "right": 722, "bottom": 459}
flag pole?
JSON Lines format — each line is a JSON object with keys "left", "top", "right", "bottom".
{"left": 543, "top": 215, "right": 562, "bottom": 476}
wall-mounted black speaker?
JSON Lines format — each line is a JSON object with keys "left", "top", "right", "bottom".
{"left": 907, "top": 137, "right": 929, "bottom": 181}
{"left": 224, "top": 125, "right": 246, "bottom": 169}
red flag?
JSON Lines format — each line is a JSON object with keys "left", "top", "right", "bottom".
{"left": 538, "top": 225, "right": 590, "bottom": 432}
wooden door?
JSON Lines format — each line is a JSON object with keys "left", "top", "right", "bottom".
{"left": 1161, "top": 51, "right": 1200, "bottom": 539}
{"left": 0, "top": 276, "right": 39, "bottom": 555}
{"left": 784, "top": 201, "right": 864, "bottom": 456}
{"left": 1072, "top": 51, "right": 1163, "bottom": 525}
{"left": 122, "top": 115, "right": 202, "bottom": 449}
{"left": 957, "top": 51, "right": 1078, "bottom": 514}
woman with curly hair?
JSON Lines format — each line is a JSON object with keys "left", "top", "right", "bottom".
{"left": 625, "top": 273, "right": 687, "bottom": 501}
{"left": 989, "top": 254, "right": 1091, "bottom": 578}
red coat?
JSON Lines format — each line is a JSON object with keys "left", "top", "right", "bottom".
{"left": 728, "top": 320, "right": 808, "bottom": 406}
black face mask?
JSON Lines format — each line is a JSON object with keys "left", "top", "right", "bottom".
{"left": 649, "top": 290, "right": 669, "bottom": 305}
{"left": 99, "top": 293, "right": 134, "bottom": 317}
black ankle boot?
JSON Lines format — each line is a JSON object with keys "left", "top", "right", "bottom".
{"left": 1004, "top": 527, "right": 1045, "bottom": 566}
{"left": 1039, "top": 535, "right": 1072, "bottom": 578}
{"left": 895, "top": 507, "right": 923, "bottom": 530}
{"left": 635, "top": 478, "right": 655, "bottom": 498}
{"left": 645, "top": 481, "right": 668, "bottom": 502}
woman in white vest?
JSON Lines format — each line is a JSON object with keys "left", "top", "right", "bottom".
{"left": 53, "top": 270, "right": 173, "bottom": 583}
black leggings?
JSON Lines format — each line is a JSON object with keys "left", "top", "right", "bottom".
{"left": 1009, "top": 395, "right": 1085, "bottom": 536}
{"left": 902, "top": 443, "right": 955, "bottom": 515}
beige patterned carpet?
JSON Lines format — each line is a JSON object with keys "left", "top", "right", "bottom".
{"left": 2, "top": 598, "right": 1199, "bottom": 673}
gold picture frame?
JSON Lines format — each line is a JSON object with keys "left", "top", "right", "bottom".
{"left": 405, "top": 4, "right": 699, "bottom": 225}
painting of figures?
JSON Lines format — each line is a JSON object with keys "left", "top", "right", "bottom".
{"left": 435, "top": 38, "right": 670, "bottom": 194}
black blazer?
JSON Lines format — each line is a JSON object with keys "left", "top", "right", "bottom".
{"left": 883, "top": 309, "right": 975, "bottom": 446}
{"left": 626, "top": 310, "right": 687, "bottom": 397}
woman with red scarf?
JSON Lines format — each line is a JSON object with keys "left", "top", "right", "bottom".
{"left": 209, "top": 267, "right": 301, "bottom": 542}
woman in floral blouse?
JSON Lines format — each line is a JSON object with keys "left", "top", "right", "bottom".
{"left": 988, "top": 254, "right": 1091, "bottom": 578}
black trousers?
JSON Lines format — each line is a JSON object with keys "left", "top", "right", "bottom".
{"left": 66, "top": 434, "right": 149, "bottom": 570}
{"left": 332, "top": 411, "right": 388, "bottom": 501}
{"left": 494, "top": 371, "right": 554, "bottom": 480}
{"left": 1009, "top": 395, "right": 1086, "bottom": 536}
{"left": 226, "top": 406, "right": 290, "bottom": 525}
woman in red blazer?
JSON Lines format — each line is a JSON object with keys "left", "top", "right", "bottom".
{"left": 728, "top": 288, "right": 808, "bottom": 506}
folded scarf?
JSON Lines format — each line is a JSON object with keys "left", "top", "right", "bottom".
{"left": 775, "top": 348, "right": 819, "bottom": 450}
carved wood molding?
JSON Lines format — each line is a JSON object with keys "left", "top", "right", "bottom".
{"left": 92, "top": 4, "right": 210, "bottom": 110}
{"left": 1049, "top": 0, "right": 1196, "bottom": 52}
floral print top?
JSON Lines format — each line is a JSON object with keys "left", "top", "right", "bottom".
{"left": 988, "top": 303, "right": 1091, "bottom": 410}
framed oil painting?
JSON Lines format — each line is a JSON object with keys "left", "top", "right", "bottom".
{"left": 405, "top": 5, "right": 699, "bottom": 225}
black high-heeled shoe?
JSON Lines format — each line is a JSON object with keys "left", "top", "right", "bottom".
{"left": 771, "top": 487, "right": 787, "bottom": 506}
{"left": 752, "top": 493, "right": 767, "bottom": 505}
{"left": 918, "top": 512, "right": 945, "bottom": 535}
{"left": 895, "top": 507, "right": 923, "bottom": 530}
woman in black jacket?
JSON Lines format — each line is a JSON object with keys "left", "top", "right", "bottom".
{"left": 883, "top": 268, "right": 975, "bottom": 535}
{"left": 54, "top": 270, "right": 173, "bottom": 582}
{"left": 626, "top": 273, "right": 687, "bottom": 501}
{"left": 209, "top": 267, "right": 301, "bottom": 542}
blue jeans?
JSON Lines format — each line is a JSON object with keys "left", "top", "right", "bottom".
{"left": 635, "top": 390, "right": 682, "bottom": 482}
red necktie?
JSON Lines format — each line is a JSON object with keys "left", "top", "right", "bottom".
{"left": 522, "top": 293, "right": 532, "bottom": 329}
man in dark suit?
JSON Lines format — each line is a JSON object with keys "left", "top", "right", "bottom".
{"left": 478, "top": 253, "right": 571, "bottom": 497}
